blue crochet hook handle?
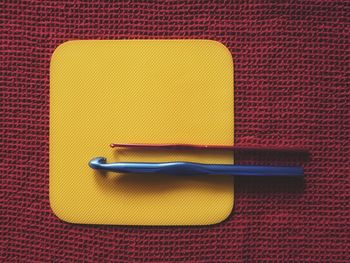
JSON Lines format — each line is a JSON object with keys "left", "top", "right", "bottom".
{"left": 89, "top": 157, "right": 303, "bottom": 177}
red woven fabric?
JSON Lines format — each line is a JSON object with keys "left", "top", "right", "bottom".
{"left": 1, "top": 1, "right": 349, "bottom": 262}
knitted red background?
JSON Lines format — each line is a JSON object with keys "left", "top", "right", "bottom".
{"left": 1, "top": 1, "right": 349, "bottom": 262}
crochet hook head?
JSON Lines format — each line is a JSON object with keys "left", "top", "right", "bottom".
{"left": 89, "top": 157, "right": 107, "bottom": 170}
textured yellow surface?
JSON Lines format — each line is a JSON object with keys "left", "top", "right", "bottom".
{"left": 50, "top": 40, "right": 234, "bottom": 225}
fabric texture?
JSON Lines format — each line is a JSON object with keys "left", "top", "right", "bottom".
{"left": 1, "top": 1, "right": 349, "bottom": 262}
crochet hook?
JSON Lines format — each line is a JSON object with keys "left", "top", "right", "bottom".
{"left": 89, "top": 157, "right": 303, "bottom": 177}
{"left": 110, "top": 143, "right": 307, "bottom": 153}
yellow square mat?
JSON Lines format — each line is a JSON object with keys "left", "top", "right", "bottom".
{"left": 50, "top": 40, "right": 234, "bottom": 225}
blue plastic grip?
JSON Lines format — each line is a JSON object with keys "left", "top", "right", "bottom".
{"left": 89, "top": 157, "right": 303, "bottom": 177}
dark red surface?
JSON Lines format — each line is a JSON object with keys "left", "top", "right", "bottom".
{"left": 1, "top": 1, "right": 349, "bottom": 262}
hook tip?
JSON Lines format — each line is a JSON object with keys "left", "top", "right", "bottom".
{"left": 89, "top": 157, "right": 106, "bottom": 169}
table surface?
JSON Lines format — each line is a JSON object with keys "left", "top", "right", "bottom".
{"left": 1, "top": 1, "right": 349, "bottom": 262}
